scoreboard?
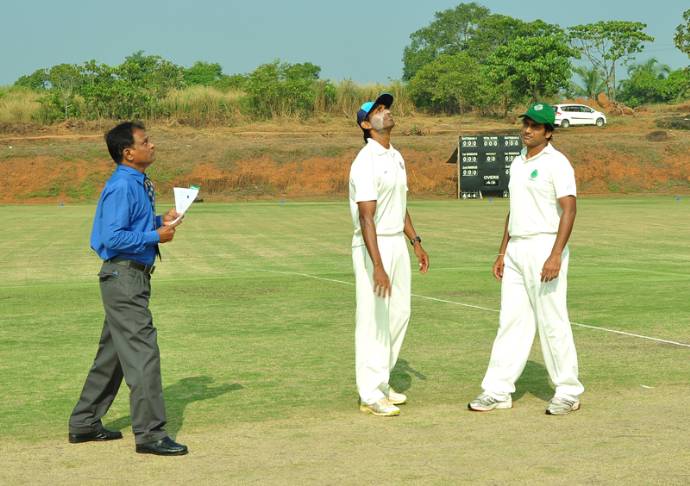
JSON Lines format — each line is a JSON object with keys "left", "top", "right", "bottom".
{"left": 456, "top": 135, "right": 522, "bottom": 199}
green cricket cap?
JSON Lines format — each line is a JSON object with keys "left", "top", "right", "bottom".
{"left": 520, "top": 102, "right": 556, "bottom": 126}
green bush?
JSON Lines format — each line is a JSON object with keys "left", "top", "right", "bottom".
{"left": 618, "top": 61, "right": 690, "bottom": 107}
{"left": 243, "top": 60, "right": 335, "bottom": 118}
{"left": 408, "top": 52, "right": 484, "bottom": 113}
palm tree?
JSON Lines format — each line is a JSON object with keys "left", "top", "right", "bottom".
{"left": 572, "top": 66, "right": 606, "bottom": 99}
{"left": 626, "top": 58, "right": 671, "bottom": 79}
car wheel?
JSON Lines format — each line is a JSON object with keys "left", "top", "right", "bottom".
{"left": 596, "top": 118, "right": 605, "bottom": 127}
{"left": 560, "top": 119, "right": 570, "bottom": 128}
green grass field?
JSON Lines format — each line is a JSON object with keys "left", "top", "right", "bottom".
{"left": 2, "top": 197, "right": 690, "bottom": 484}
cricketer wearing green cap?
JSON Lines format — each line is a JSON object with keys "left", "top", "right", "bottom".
{"left": 468, "top": 102, "right": 584, "bottom": 416}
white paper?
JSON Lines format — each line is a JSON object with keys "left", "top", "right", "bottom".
{"left": 170, "top": 186, "right": 199, "bottom": 224}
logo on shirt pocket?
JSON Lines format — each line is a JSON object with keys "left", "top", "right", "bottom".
{"left": 529, "top": 169, "right": 539, "bottom": 180}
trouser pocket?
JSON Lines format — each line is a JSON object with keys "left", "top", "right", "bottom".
{"left": 98, "top": 270, "right": 119, "bottom": 281}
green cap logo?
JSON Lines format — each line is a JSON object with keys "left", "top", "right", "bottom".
{"left": 520, "top": 102, "right": 556, "bottom": 125}
{"left": 530, "top": 169, "right": 539, "bottom": 179}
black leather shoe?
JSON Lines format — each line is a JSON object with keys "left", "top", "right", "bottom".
{"left": 135, "top": 436, "right": 188, "bottom": 456}
{"left": 69, "top": 427, "right": 123, "bottom": 444}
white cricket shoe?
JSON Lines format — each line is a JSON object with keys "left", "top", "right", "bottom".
{"left": 359, "top": 399, "right": 400, "bottom": 417}
{"left": 468, "top": 393, "right": 512, "bottom": 411}
{"left": 546, "top": 397, "right": 580, "bottom": 415}
{"left": 387, "top": 389, "right": 407, "bottom": 405}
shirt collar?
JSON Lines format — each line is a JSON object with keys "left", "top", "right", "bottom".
{"left": 116, "top": 164, "right": 146, "bottom": 182}
{"left": 366, "top": 138, "right": 395, "bottom": 155}
{"left": 521, "top": 143, "right": 554, "bottom": 162}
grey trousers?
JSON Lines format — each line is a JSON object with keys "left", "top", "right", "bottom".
{"left": 69, "top": 261, "right": 168, "bottom": 444}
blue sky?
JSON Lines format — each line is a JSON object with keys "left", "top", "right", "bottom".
{"left": 1, "top": 0, "right": 687, "bottom": 85}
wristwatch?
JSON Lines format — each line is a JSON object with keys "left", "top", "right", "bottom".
{"left": 410, "top": 235, "right": 422, "bottom": 246}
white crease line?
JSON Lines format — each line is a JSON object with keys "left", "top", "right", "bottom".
{"left": 271, "top": 270, "right": 690, "bottom": 349}
{"left": 567, "top": 322, "right": 690, "bottom": 348}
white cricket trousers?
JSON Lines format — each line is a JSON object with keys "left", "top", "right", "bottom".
{"left": 481, "top": 234, "right": 584, "bottom": 400}
{"left": 353, "top": 233, "right": 411, "bottom": 404}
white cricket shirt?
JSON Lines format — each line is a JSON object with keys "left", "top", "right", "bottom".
{"left": 349, "top": 138, "right": 408, "bottom": 247}
{"left": 508, "top": 143, "right": 576, "bottom": 237}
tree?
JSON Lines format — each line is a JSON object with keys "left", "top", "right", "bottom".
{"left": 77, "top": 60, "right": 115, "bottom": 119}
{"left": 485, "top": 35, "right": 577, "bottom": 115}
{"left": 572, "top": 66, "right": 606, "bottom": 99}
{"left": 569, "top": 21, "right": 654, "bottom": 101}
{"left": 183, "top": 61, "right": 224, "bottom": 86}
{"left": 15, "top": 68, "right": 50, "bottom": 90}
{"left": 408, "top": 52, "right": 484, "bottom": 113}
{"left": 675, "top": 9, "right": 690, "bottom": 58}
{"left": 618, "top": 59, "right": 688, "bottom": 107}
{"left": 664, "top": 68, "right": 690, "bottom": 101}
{"left": 402, "top": 2, "right": 490, "bottom": 80}
{"left": 117, "top": 51, "right": 184, "bottom": 96}
{"left": 244, "top": 60, "right": 329, "bottom": 118}
{"left": 43, "top": 64, "right": 84, "bottom": 119}
{"left": 467, "top": 16, "right": 565, "bottom": 61}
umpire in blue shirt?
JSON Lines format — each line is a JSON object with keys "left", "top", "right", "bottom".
{"left": 68, "top": 121, "right": 187, "bottom": 456}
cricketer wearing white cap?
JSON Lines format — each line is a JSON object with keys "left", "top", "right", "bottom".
{"left": 468, "top": 102, "right": 585, "bottom": 416}
{"left": 349, "top": 93, "right": 430, "bottom": 417}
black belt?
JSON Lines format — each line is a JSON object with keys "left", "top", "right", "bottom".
{"left": 106, "top": 258, "right": 156, "bottom": 275}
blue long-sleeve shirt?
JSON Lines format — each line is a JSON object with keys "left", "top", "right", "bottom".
{"left": 90, "top": 164, "right": 163, "bottom": 265}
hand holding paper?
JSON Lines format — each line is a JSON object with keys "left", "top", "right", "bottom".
{"left": 167, "top": 186, "right": 200, "bottom": 225}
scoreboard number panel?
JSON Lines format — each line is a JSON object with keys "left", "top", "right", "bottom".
{"left": 457, "top": 135, "right": 522, "bottom": 199}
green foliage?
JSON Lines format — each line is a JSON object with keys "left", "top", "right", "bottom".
{"left": 214, "top": 73, "right": 248, "bottom": 91}
{"left": 569, "top": 21, "right": 655, "bottom": 100}
{"left": 572, "top": 66, "right": 607, "bottom": 99}
{"left": 408, "top": 52, "right": 485, "bottom": 113}
{"left": 402, "top": 3, "right": 570, "bottom": 114}
{"left": 183, "top": 61, "right": 224, "bottom": 86}
{"left": 117, "top": 51, "right": 185, "bottom": 98}
{"left": 485, "top": 36, "right": 577, "bottom": 113}
{"left": 182, "top": 61, "right": 249, "bottom": 92}
{"left": 665, "top": 68, "right": 690, "bottom": 100}
{"left": 618, "top": 59, "right": 690, "bottom": 107}
{"left": 9, "top": 53, "right": 414, "bottom": 125}
{"left": 243, "top": 60, "right": 332, "bottom": 118}
{"left": 15, "top": 52, "right": 188, "bottom": 121}
{"left": 467, "top": 17, "right": 565, "bottom": 61}
{"left": 15, "top": 68, "right": 50, "bottom": 90}
{"left": 402, "top": 2, "right": 490, "bottom": 80}
{"left": 402, "top": 3, "right": 566, "bottom": 80}
{"left": 674, "top": 9, "right": 690, "bottom": 58}
{"left": 35, "top": 90, "right": 83, "bottom": 123}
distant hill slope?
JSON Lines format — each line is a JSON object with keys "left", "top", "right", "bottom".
{"left": 1, "top": 113, "right": 689, "bottom": 203}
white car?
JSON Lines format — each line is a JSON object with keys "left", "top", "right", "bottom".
{"left": 554, "top": 104, "right": 607, "bottom": 128}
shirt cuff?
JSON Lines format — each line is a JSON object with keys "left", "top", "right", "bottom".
{"left": 155, "top": 215, "right": 163, "bottom": 229}
{"left": 144, "top": 230, "right": 160, "bottom": 244}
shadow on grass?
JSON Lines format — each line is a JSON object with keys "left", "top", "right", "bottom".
{"left": 513, "top": 360, "right": 554, "bottom": 403}
{"left": 106, "top": 376, "right": 242, "bottom": 439}
{"left": 390, "top": 359, "right": 427, "bottom": 393}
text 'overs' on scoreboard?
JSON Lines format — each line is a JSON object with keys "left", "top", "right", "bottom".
{"left": 458, "top": 135, "right": 521, "bottom": 199}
